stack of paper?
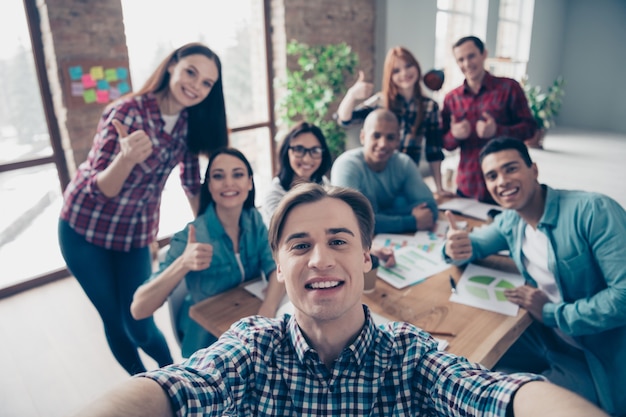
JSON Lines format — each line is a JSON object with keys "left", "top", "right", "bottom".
{"left": 438, "top": 198, "right": 502, "bottom": 221}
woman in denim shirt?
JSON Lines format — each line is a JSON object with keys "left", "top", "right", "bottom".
{"left": 132, "top": 148, "right": 284, "bottom": 358}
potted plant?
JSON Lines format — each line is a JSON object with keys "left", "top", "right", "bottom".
{"left": 276, "top": 40, "right": 359, "bottom": 159}
{"left": 522, "top": 75, "right": 566, "bottom": 149}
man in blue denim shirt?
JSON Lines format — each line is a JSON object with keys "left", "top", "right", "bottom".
{"left": 444, "top": 137, "right": 626, "bottom": 416}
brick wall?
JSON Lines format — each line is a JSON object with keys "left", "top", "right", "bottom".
{"left": 37, "top": 0, "right": 129, "bottom": 173}
{"left": 270, "top": 0, "right": 376, "bottom": 130}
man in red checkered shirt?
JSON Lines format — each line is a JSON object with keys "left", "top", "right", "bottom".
{"left": 441, "top": 36, "right": 536, "bottom": 203}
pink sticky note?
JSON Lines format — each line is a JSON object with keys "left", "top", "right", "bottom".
{"left": 96, "top": 90, "right": 110, "bottom": 103}
{"left": 82, "top": 74, "right": 96, "bottom": 88}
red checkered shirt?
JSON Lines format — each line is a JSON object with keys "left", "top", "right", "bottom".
{"left": 60, "top": 93, "right": 201, "bottom": 251}
{"left": 441, "top": 72, "right": 536, "bottom": 202}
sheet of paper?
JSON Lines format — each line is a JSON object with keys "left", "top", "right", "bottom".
{"left": 449, "top": 263, "right": 524, "bottom": 316}
{"left": 438, "top": 198, "right": 502, "bottom": 221}
{"left": 243, "top": 280, "right": 290, "bottom": 307}
{"left": 276, "top": 301, "right": 448, "bottom": 350}
{"left": 376, "top": 245, "right": 449, "bottom": 289}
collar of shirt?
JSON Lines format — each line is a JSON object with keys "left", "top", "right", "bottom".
{"left": 286, "top": 305, "right": 376, "bottom": 371}
{"left": 462, "top": 71, "right": 495, "bottom": 95}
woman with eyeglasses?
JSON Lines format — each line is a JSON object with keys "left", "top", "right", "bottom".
{"left": 261, "top": 122, "right": 332, "bottom": 226}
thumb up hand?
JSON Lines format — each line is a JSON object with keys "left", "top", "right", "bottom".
{"left": 112, "top": 119, "right": 153, "bottom": 165}
{"left": 476, "top": 111, "right": 497, "bottom": 138}
{"left": 182, "top": 224, "right": 213, "bottom": 271}
{"left": 444, "top": 211, "right": 472, "bottom": 261}
{"left": 348, "top": 70, "right": 374, "bottom": 101}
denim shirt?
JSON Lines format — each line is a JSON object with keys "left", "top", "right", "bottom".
{"left": 446, "top": 185, "right": 626, "bottom": 415}
{"left": 154, "top": 204, "right": 276, "bottom": 356}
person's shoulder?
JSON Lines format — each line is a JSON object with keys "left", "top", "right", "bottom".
{"left": 227, "top": 315, "right": 290, "bottom": 353}
{"left": 445, "top": 83, "right": 466, "bottom": 98}
{"left": 334, "top": 148, "right": 364, "bottom": 165}
{"left": 376, "top": 321, "right": 439, "bottom": 355}
{"left": 390, "top": 151, "right": 416, "bottom": 168}
{"left": 554, "top": 188, "right": 623, "bottom": 214}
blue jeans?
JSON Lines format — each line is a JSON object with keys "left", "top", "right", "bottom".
{"left": 58, "top": 219, "right": 173, "bottom": 374}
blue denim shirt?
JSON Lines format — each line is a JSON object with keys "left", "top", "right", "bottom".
{"left": 447, "top": 185, "right": 626, "bottom": 415}
{"left": 154, "top": 204, "right": 276, "bottom": 357}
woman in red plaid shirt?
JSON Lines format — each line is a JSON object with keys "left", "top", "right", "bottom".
{"left": 58, "top": 43, "right": 228, "bottom": 374}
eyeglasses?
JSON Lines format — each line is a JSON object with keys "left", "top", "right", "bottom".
{"left": 288, "top": 145, "right": 323, "bottom": 159}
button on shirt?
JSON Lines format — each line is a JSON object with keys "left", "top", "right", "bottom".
{"left": 441, "top": 72, "right": 536, "bottom": 202}
{"left": 142, "top": 306, "right": 542, "bottom": 416}
{"left": 60, "top": 93, "right": 201, "bottom": 251}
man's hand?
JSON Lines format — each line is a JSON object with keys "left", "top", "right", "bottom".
{"left": 504, "top": 285, "right": 550, "bottom": 322}
{"left": 444, "top": 210, "right": 472, "bottom": 260}
{"left": 412, "top": 203, "right": 434, "bottom": 231}
{"left": 181, "top": 224, "right": 214, "bottom": 271}
{"left": 371, "top": 246, "right": 396, "bottom": 268}
{"left": 113, "top": 120, "right": 153, "bottom": 165}
{"left": 450, "top": 115, "right": 472, "bottom": 140}
{"left": 476, "top": 112, "right": 497, "bottom": 138}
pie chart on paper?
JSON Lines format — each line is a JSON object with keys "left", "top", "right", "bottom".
{"left": 450, "top": 264, "right": 525, "bottom": 316}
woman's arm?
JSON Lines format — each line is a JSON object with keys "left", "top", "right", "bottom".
{"left": 257, "top": 270, "right": 285, "bottom": 318}
{"left": 336, "top": 70, "right": 374, "bottom": 123}
{"left": 131, "top": 224, "right": 213, "bottom": 319}
{"left": 96, "top": 120, "right": 153, "bottom": 198}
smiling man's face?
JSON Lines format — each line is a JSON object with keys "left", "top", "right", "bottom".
{"left": 275, "top": 197, "right": 371, "bottom": 325}
{"left": 481, "top": 149, "right": 540, "bottom": 212}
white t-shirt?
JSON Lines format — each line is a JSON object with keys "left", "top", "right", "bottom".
{"left": 522, "top": 224, "right": 582, "bottom": 349}
{"left": 162, "top": 113, "right": 180, "bottom": 134}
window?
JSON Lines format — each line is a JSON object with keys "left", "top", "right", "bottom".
{"left": 0, "top": 1, "right": 66, "bottom": 292}
{"left": 434, "top": 0, "right": 489, "bottom": 98}
{"left": 488, "top": 0, "right": 535, "bottom": 81}
{"left": 121, "top": 0, "right": 274, "bottom": 238}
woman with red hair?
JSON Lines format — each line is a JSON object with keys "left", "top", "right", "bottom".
{"left": 336, "top": 46, "right": 453, "bottom": 197}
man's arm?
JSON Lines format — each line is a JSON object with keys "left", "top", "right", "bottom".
{"left": 511, "top": 381, "right": 607, "bottom": 417}
{"left": 495, "top": 81, "right": 536, "bottom": 140}
{"left": 543, "top": 196, "right": 626, "bottom": 335}
{"left": 70, "top": 377, "right": 173, "bottom": 417}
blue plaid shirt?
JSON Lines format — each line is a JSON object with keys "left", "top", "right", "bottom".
{"left": 142, "top": 306, "right": 542, "bottom": 416}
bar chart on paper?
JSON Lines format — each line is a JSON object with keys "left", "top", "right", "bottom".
{"left": 377, "top": 246, "right": 448, "bottom": 289}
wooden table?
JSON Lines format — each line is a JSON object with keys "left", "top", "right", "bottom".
{"left": 189, "top": 252, "right": 530, "bottom": 369}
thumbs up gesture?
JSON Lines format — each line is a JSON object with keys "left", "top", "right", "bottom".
{"left": 444, "top": 210, "right": 472, "bottom": 261}
{"left": 112, "top": 119, "right": 153, "bottom": 165}
{"left": 450, "top": 115, "right": 471, "bottom": 140}
{"left": 181, "top": 224, "right": 214, "bottom": 271}
{"left": 476, "top": 111, "right": 497, "bottom": 138}
{"left": 347, "top": 70, "right": 374, "bottom": 102}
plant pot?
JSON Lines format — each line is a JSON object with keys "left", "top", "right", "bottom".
{"left": 525, "top": 128, "right": 546, "bottom": 149}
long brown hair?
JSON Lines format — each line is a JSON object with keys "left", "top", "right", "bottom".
{"left": 381, "top": 46, "right": 424, "bottom": 136}
{"left": 131, "top": 42, "right": 228, "bottom": 155}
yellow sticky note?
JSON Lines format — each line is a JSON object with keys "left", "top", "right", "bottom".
{"left": 90, "top": 66, "right": 104, "bottom": 80}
